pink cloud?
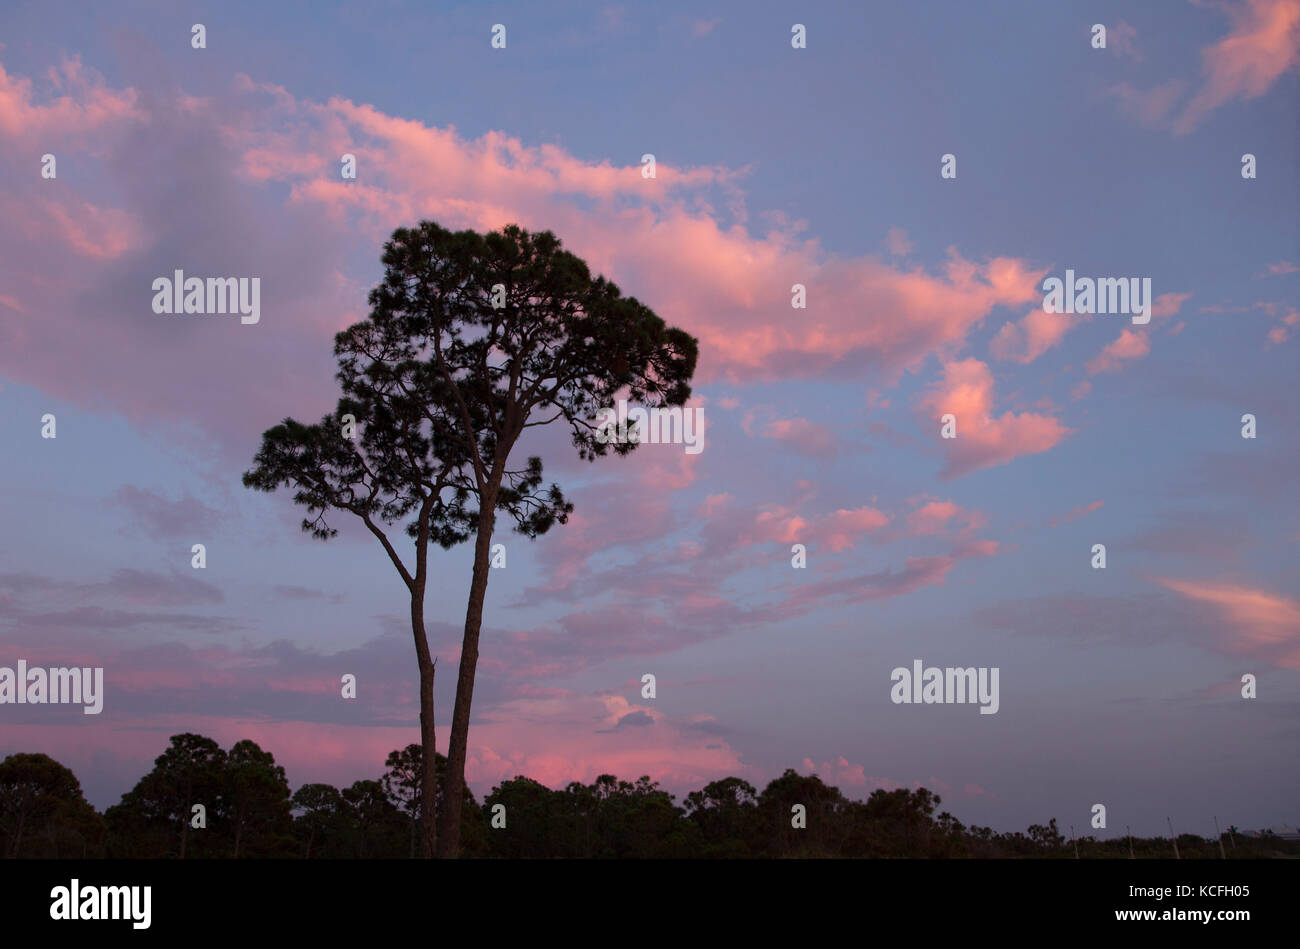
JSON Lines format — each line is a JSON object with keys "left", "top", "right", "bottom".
{"left": 884, "top": 227, "right": 914, "bottom": 256}
{"left": 239, "top": 146, "right": 328, "bottom": 182}
{"left": 989, "top": 306, "right": 1074, "bottom": 363}
{"left": 952, "top": 537, "right": 1000, "bottom": 558}
{"left": 0, "top": 57, "right": 141, "bottom": 141}
{"left": 754, "top": 504, "right": 890, "bottom": 553}
{"left": 1110, "top": 20, "right": 1142, "bottom": 60}
{"left": 918, "top": 358, "right": 1071, "bottom": 479}
{"left": 1107, "top": 79, "right": 1185, "bottom": 126}
{"left": 226, "top": 76, "right": 1046, "bottom": 383}
{"left": 1152, "top": 292, "right": 1192, "bottom": 320}
{"left": 783, "top": 554, "right": 967, "bottom": 612}
{"left": 696, "top": 493, "right": 732, "bottom": 520}
{"left": 1175, "top": 0, "right": 1300, "bottom": 133}
{"left": 800, "top": 756, "right": 906, "bottom": 793}
{"left": 752, "top": 415, "right": 840, "bottom": 459}
{"left": 463, "top": 692, "right": 751, "bottom": 792}
{"left": 1086, "top": 328, "right": 1151, "bottom": 374}
{"left": 1267, "top": 307, "right": 1299, "bottom": 344}
{"left": 0, "top": 59, "right": 1063, "bottom": 473}
{"left": 1049, "top": 499, "right": 1104, "bottom": 527}
{"left": 1073, "top": 294, "right": 1181, "bottom": 377}
{"left": 1152, "top": 577, "right": 1300, "bottom": 670}
{"left": 42, "top": 199, "right": 141, "bottom": 259}
{"left": 905, "top": 499, "right": 985, "bottom": 536}
{"left": 522, "top": 490, "right": 682, "bottom": 597}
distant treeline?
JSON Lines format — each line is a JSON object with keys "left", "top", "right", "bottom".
{"left": 1, "top": 735, "right": 1293, "bottom": 859}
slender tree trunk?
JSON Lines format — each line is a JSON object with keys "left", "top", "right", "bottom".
{"left": 413, "top": 588, "right": 438, "bottom": 859}
{"left": 439, "top": 497, "right": 498, "bottom": 858}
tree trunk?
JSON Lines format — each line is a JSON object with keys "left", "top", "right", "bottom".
{"left": 413, "top": 590, "right": 438, "bottom": 859}
{"left": 438, "top": 499, "right": 498, "bottom": 857}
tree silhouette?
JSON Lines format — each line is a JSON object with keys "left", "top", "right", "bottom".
{"left": 380, "top": 743, "right": 487, "bottom": 858}
{"left": 290, "top": 783, "right": 346, "bottom": 859}
{"left": 0, "top": 753, "right": 102, "bottom": 858}
{"left": 861, "top": 786, "right": 942, "bottom": 857}
{"left": 340, "top": 780, "right": 405, "bottom": 858}
{"left": 243, "top": 224, "right": 478, "bottom": 856}
{"left": 244, "top": 220, "right": 698, "bottom": 858}
{"left": 222, "top": 740, "right": 294, "bottom": 858}
{"left": 685, "top": 777, "right": 759, "bottom": 857}
{"left": 106, "top": 733, "right": 226, "bottom": 858}
{"left": 484, "top": 776, "right": 574, "bottom": 858}
{"left": 381, "top": 745, "right": 422, "bottom": 859}
{"left": 1027, "top": 817, "right": 1066, "bottom": 853}
{"left": 758, "top": 768, "right": 849, "bottom": 857}
{"left": 9, "top": 744, "right": 1300, "bottom": 860}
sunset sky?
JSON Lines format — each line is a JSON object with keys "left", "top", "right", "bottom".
{"left": 1, "top": 0, "right": 1297, "bottom": 837}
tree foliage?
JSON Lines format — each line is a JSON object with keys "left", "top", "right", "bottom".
{"left": 13, "top": 739, "right": 1297, "bottom": 861}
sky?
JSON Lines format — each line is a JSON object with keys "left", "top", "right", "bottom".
{"left": 0, "top": 0, "right": 1297, "bottom": 838}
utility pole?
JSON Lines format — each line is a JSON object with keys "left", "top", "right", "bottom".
{"left": 1071, "top": 825, "right": 1080, "bottom": 859}
{"left": 1126, "top": 825, "right": 1135, "bottom": 860}
{"left": 1167, "top": 817, "right": 1180, "bottom": 859}
{"left": 1214, "top": 816, "right": 1227, "bottom": 860}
